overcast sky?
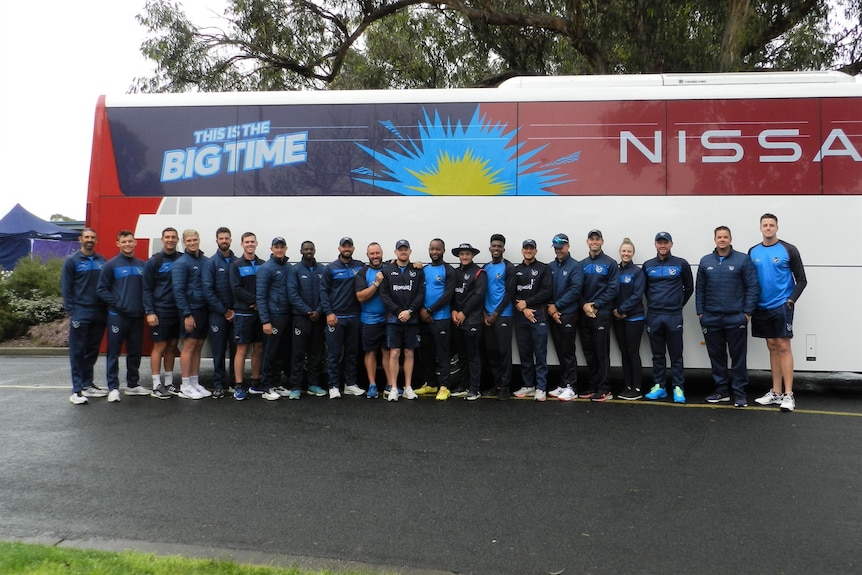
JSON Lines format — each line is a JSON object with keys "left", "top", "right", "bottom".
{"left": 0, "top": 1, "right": 221, "bottom": 222}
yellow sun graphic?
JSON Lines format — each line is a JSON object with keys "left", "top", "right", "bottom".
{"left": 405, "top": 149, "right": 512, "bottom": 196}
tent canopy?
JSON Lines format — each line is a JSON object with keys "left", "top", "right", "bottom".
{"left": 0, "top": 204, "right": 79, "bottom": 269}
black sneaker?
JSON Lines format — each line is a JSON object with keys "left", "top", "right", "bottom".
{"left": 482, "top": 387, "right": 499, "bottom": 397}
{"left": 166, "top": 384, "right": 181, "bottom": 396}
{"left": 465, "top": 390, "right": 481, "bottom": 401}
{"left": 734, "top": 397, "right": 748, "bottom": 408}
{"left": 450, "top": 387, "right": 469, "bottom": 398}
{"left": 618, "top": 388, "right": 642, "bottom": 400}
{"left": 150, "top": 385, "right": 172, "bottom": 400}
{"left": 496, "top": 388, "right": 511, "bottom": 401}
{"left": 706, "top": 393, "right": 731, "bottom": 403}
{"left": 212, "top": 388, "right": 225, "bottom": 399}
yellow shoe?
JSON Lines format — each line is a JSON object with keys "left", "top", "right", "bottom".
{"left": 435, "top": 386, "right": 450, "bottom": 401}
{"left": 415, "top": 383, "right": 438, "bottom": 395}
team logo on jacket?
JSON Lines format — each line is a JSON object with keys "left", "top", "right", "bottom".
{"left": 773, "top": 257, "right": 780, "bottom": 264}
{"left": 352, "top": 269, "right": 360, "bottom": 275}
{"left": 271, "top": 327, "right": 279, "bottom": 335}
{"left": 562, "top": 270, "right": 568, "bottom": 276}
{"left": 328, "top": 325, "right": 336, "bottom": 332}
{"left": 294, "top": 328, "right": 301, "bottom": 336}
{"left": 623, "top": 275, "right": 632, "bottom": 283}
{"left": 496, "top": 273, "right": 502, "bottom": 279}
{"left": 211, "top": 325, "right": 219, "bottom": 333}
{"left": 728, "top": 265, "right": 735, "bottom": 271}
{"left": 408, "top": 270, "right": 417, "bottom": 278}
{"left": 595, "top": 266, "right": 603, "bottom": 273}
{"left": 531, "top": 269, "right": 538, "bottom": 276}
{"left": 463, "top": 273, "right": 470, "bottom": 280}
{"left": 669, "top": 269, "right": 677, "bottom": 275}
{"left": 72, "top": 321, "right": 80, "bottom": 329}
{"left": 111, "top": 325, "right": 119, "bottom": 333}
{"left": 435, "top": 275, "right": 443, "bottom": 282}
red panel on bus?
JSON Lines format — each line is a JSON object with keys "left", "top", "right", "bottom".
{"left": 820, "top": 97, "right": 862, "bottom": 194}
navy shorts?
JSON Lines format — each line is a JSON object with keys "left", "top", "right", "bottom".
{"left": 387, "top": 323, "right": 420, "bottom": 350}
{"left": 234, "top": 313, "right": 263, "bottom": 344}
{"left": 361, "top": 322, "right": 388, "bottom": 351}
{"left": 752, "top": 303, "right": 794, "bottom": 339}
{"left": 180, "top": 309, "right": 209, "bottom": 340}
{"left": 150, "top": 315, "right": 180, "bottom": 342}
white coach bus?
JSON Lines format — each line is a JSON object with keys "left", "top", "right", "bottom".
{"left": 86, "top": 72, "right": 862, "bottom": 372}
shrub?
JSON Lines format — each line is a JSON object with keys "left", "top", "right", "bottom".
{"left": 4, "top": 256, "right": 63, "bottom": 298}
{"left": 0, "top": 256, "right": 66, "bottom": 340}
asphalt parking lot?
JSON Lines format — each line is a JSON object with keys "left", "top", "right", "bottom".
{"left": 1, "top": 355, "right": 860, "bottom": 574}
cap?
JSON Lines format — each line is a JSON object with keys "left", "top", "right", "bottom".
{"left": 339, "top": 236, "right": 354, "bottom": 246}
{"left": 551, "top": 233, "right": 569, "bottom": 247}
{"left": 587, "top": 229, "right": 603, "bottom": 239}
{"left": 522, "top": 239, "right": 537, "bottom": 249}
{"left": 395, "top": 239, "right": 410, "bottom": 249}
{"left": 451, "top": 242, "right": 481, "bottom": 257}
{"left": 271, "top": 237, "right": 286, "bottom": 246}
{"left": 655, "top": 231, "right": 673, "bottom": 242}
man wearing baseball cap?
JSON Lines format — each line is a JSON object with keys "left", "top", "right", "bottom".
{"left": 547, "top": 233, "right": 584, "bottom": 400}
{"left": 254, "top": 237, "right": 292, "bottom": 401}
{"left": 321, "top": 236, "right": 365, "bottom": 398}
{"left": 513, "top": 239, "right": 553, "bottom": 401}
{"left": 643, "top": 231, "right": 693, "bottom": 403}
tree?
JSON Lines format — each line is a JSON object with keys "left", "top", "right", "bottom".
{"left": 134, "top": 0, "right": 862, "bottom": 92}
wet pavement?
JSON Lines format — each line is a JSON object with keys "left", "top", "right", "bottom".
{"left": 1, "top": 355, "right": 860, "bottom": 574}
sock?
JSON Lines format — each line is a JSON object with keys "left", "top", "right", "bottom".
{"left": 182, "top": 377, "right": 191, "bottom": 387}
{"left": 152, "top": 374, "right": 161, "bottom": 386}
{"left": 165, "top": 373, "right": 174, "bottom": 386}
{"left": 190, "top": 375, "right": 199, "bottom": 386}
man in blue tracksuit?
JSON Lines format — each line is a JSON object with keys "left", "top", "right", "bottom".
{"left": 696, "top": 226, "right": 760, "bottom": 407}
{"left": 171, "top": 229, "right": 211, "bottom": 400}
{"left": 578, "top": 229, "right": 619, "bottom": 402}
{"left": 320, "top": 237, "right": 364, "bottom": 399}
{"left": 512, "top": 239, "right": 553, "bottom": 402}
{"left": 142, "top": 227, "right": 181, "bottom": 393}
{"left": 288, "top": 240, "right": 327, "bottom": 398}
{"left": 547, "top": 233, "right": 584, "bottom": 399}
{"left": 62, "top": 227, "right": 107, "bottom": 404}
{"left": 230, "top": 232, "right": 266, "bottom": 399}
{"left": 96, "top": 230, "right": 147, "bottom": 402}
{"left": 379, "top": 239, "right": 425, "bottom": 401}
{"left": 255, "top": 237, "right": 292, "bottom": 401}
{"left": 483, "top": 233, "right": 516, "bottom": 400}
{"left": 202, "top": 226, "right": 237, "bottom": 398}
{"left": 643, "top": 231, "right": 693, "bottom": 403}
{"left": 418, "top": 238, "right": 455, "bottom": 400}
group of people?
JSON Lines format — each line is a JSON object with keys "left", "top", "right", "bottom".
{"left": 61, "top": 213, "right": 806, "bottom": 411}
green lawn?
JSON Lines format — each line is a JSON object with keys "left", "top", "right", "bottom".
{"left": 0, "top": 541, "right": 388, "bottom": 575}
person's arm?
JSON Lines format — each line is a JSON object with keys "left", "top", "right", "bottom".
{"left": 61, "top": 257, "right": 76, "bottom": 315}
{"left": 287, "top": 265, "right": 312, "bottom": 315}
{"left": 256, "top": 265, "right": 272, "bottom": 325}
{"left": 355, "top": 266, "right": 382, "bottom": 303}
{"left": 695, "top": 259, "right": 707, "bottom": 316}
{"left": 593, "top": 259, "right": 619, "bottom": 311}
{"left": 681, "top": 259, "right": 695, "bottom": 307}
{"left": 96, "top": 261, "right": 116, "bottom": 308}
{"left": 172, "top": 258, "right": 192, "bottom": 318}
{"left": 554, "top": 262, "right": 583, "bottom": 311}
{"left": 427, "top": 265, "right": 456, "bottom": 315}
{"left": 742, "top": 256, "right": 760, "bottom": 315}
{"left": 142, "top": 259, "right": 156, "bottom": 315}
{"left": 202, "top": 258, "right": 227, "bottom": 315}
{"left": 618, "top": 268, "right": 645, "bottom": 316}
{"left": 786, "top": 242, "right": 808, "bottom": 304}
{"left": 462, "top": 270, "right": 487, "bottom": 318}
{"left": 490, "top": 261, "right": 517, "bottom": 316}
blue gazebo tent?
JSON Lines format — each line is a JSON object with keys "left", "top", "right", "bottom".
{"left": 0, "top": 204, "right": 79, "bottom": 270}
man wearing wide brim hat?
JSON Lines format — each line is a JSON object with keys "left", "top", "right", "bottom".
{"left": 449, "top": 242, "right": 486, "bottom": 401}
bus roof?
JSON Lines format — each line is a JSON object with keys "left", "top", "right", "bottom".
{"left": 105, "top": 72, "right": 860, "bottom": 108}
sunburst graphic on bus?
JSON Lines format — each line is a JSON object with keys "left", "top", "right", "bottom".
{"left": 352, "top": 106, "right": 576, "bottom": 196}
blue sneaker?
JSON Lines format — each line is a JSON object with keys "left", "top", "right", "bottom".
{"left": 249, "top": 385, "right": 266, "bottom": 395}
{"left": 306, "top": 385, "right": 327, "bottom": 397}
{"left": 384, "top": 385, "right": 403, "bottom": 397}
{"left": 673, "top": 386, "right": 686, "bottom": 403}
{"left": 234, "top": 387, "right": 248, "bottom": 401}
{"left": 367, "top": 384, "right": 378, "bottom": 399}
{"left": 288, "top": 389, "right": 301, "bottom": 400}
{"left": 644, "top": 384, "right": 667, "bottom": 400}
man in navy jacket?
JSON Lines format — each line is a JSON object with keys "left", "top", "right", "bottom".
{"left": 696, "top": 226, "right": 760, "bottom": 407}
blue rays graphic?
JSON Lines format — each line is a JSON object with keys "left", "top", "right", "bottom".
{"left": 352, "top": 106, "right": 575, "bottom": 196}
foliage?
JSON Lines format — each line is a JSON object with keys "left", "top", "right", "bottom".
{"left": 0, "top": 541, "right": 387, "bottom": 575}
{"left": 134, "top": 0, "right": 862, "bottom": 92}
{"left": 0, "top": 257, "right": 65, "bottom": 339}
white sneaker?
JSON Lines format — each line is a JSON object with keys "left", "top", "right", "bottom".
{"left": 513, "top": 386, "right": 536, "bottom": 398}
{"left": 107, "top": 389, "right": 121, "bottom": 403}
{"left": 780, "top": 393, "right": 795, "bottom": 412}
{"left": 192, "top": 382, "right": 212, "bottom": 397}
{"left": 387, "top": 387, "right": 399, "bottom": 402}
{"left": 69, "top": 393, "right": 89, "bottom": 405}
{"left": 344, "top": 384, "right": 366, "bottom": 396}
{"left": 403, "top": 387, "right": 418, "bottom": 400}
{"left": 558, "top": 387, "right": 576, "bottom": 401}
{"left": 534, "top": 389, "right": 547, "bottom": 402}
{"left": 179, "top": 382, "right": 204, "bottom": 400}
{"left": 272, "top": 385, "right": 290, "bottom": 397}
{"left": 548, "top": 386, "right": 565, "bottom": 398}
{"left": 124, "top": 385, "right": 150, "bottom": 396}
{"left": 329, "top": 387, "right": 342, "bottom": 399}
{"left": 82, "top": 385, "right": 108, "bottom": 398}
{"left": 755, "top": 389, "right": 784, "bottom": 406}
{"left": 262, "top": 389, "right": 280, "bottom": 401}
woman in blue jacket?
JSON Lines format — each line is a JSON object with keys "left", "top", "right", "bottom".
{"left": 612, "top": 238, "right": 646, "bottom": 400}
